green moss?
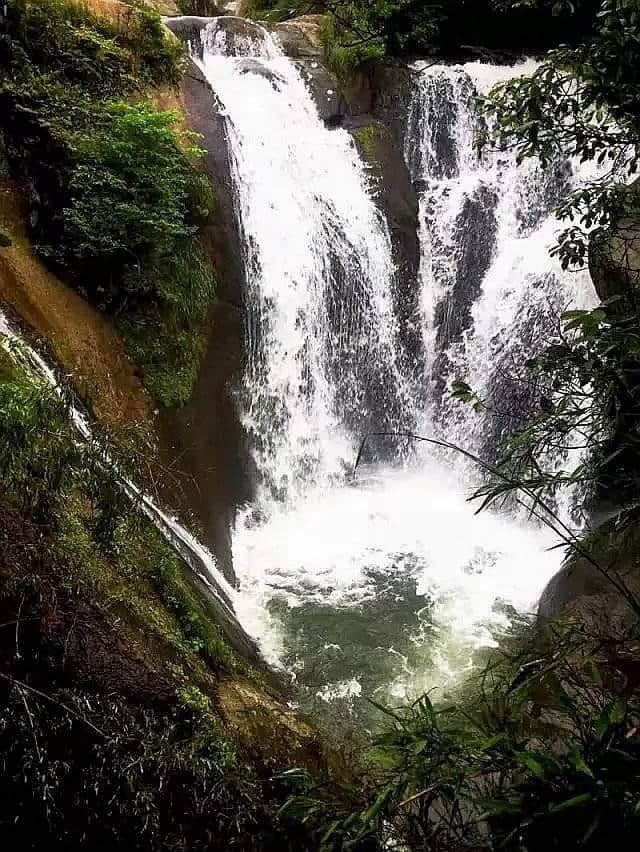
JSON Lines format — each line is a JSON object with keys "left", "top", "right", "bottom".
{"left": 118, "top": 236, "right": 216, "bottom": 407}
{"left": 0, "top": 347, "right": 18, "bottom": 381}
{"left": 352, "top": 123, "right": 387, "bottom": 166}
{"left": 152, "top": 540, "right": 237, "bottom": 670}
{"left": 177, "top": 683, "right": 212, "bottom": 714}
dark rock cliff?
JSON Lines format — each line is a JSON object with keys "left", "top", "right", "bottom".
{"left": 158, "top": 54, "right": 252, "bottom": 585}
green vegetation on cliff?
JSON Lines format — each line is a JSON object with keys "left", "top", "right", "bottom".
{"left": 0, "top": 339, "right": 339, "bottom": 850}
{"left": 249, "top": 0, "right": 602, "bottom": 75}
{"left": 0, "top": 0, "right": 216, "bottom": 406}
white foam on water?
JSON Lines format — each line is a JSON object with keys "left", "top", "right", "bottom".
{"left": 186, "top": 21, "right": 599, "bottom": 694}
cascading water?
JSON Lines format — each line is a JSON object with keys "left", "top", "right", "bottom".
{"left": 406, "top": 62, "right": 598, "bottom": 480}
{"left": 188, "top": 20, "right": 597, "bottom": 713}
{"left": 192, "top": 18, "right": 414, "bottom": 507}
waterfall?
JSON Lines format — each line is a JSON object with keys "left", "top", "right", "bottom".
{"left": 174, "top": 20, "right": 596, "bottom": 707}
{"left": 192, "top": 18, "right": 414, "bottom": 507}
{"left": 405, "top": 62, "right": 598, "bottom": 482}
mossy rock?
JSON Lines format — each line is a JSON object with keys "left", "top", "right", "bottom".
{"left": 352, "top": 122, "right": 389, "bottom": 169}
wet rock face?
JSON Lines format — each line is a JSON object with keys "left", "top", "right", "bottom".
{"left": 435, "top": 182, "right": 498, "bottom": 352}
{"left": 165, "top": 14, "right": 270, "bottom": 59}
{"left": 516, "top": 157, "right": 573, "bottom": 235}
{"left": 235, "top": 57, "right": 285, "bottom": 86}
{"left": 345, "top": 66, "right": 421, "bottom": 368}
{"left": 157, "top": 59, "right": 251, "bottom": 583}
{"left": 295, "top": 60, "right": 341, "bottom": 122}
{"left": 538, "top": 563, "right": 640, "bottom": 645}
{"left": 349, "top": 117, "right": 421, "bottom": 368}
{"left": 205, "top": 14, "right": 274, "bottom": 55}
{"left": 164, "top": 15, "right": 211, "bottom": 58}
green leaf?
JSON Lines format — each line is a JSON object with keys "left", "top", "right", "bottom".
{"left": 516, "top": 751, "right": 547, "bottom": 779}
{"left": 361, "top": 786, "right": 392, "bottom": 824}
{"left": 568, "top": 747, "right": 594, "bottom": 778}
{"left": 480, "top": 733, "right": 508, "bottom": 751}
{"left": 549, "top": 792, "right": 593, "bottom": 813}
{"left": 610, "top": 698, "right": 626, "bottom": 724}
{"left": 410, "top": 739, "right": 430, "bottom": 756}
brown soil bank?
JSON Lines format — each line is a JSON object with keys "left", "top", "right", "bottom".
{"left": 0, "top": 179, "right": 152, "bottom": 429}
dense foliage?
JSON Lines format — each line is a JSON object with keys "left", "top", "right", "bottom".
{"left": 0, "top": 347, "right": 319, "bottom": 850}
{"left": 249, "top": 0, "right": 602, "bottom": 74}
{"left": 176, "top": 0, "right": 223, "bottom": 13}
{"left": 0, "top": 690, "right": 267, "bottom": 851}
{"left": 0, "top": 0, "right": 216, "bottom": 405}
{"left": 286, "top": 617, "right": 640, "bottom": 850}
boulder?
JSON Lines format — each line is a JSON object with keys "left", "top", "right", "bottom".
{"left": 538, "top": 512, "right": 640, "bottom": 639}
{"left": 589, "top": 178, "right": 640, "bottom": 304}
{"left": 164, "top": 15, "right": 212, "bottom": 59}
{"left": 236, "top": 57, "right": 285, "bottom": 86}
{"left": 270, "top": 14, "right": 324, "bottom": 59}
{"left": 207, "top": 14, "right": 272, "bottom": 55}
{"left": 591, "top": 221, "right": 640, "bottom": 304}
{"left": 166, "top": 14, "right": 270, "bottom": 59}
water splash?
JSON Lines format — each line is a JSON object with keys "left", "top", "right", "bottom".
{"left": 187, "top": 22, "right": 597, "bottom": 707}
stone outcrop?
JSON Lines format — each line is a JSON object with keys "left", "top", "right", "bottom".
{"left": 538, "top": 512, "right": 640, "bottom": 641}
{"left": 270, "top": 14, "right": 324, "bottom": 59}
{"left": 591, "top": 223, "right": 640, "bottom": 303}
{"left": 152, "top": 48, "right": 252, "bottom": 584}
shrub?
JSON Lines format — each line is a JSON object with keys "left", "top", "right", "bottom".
{"left": 319, "top": 14, "right": 385, "bottom": 79}
{"left": 4, "top": 0, "right": 182, "bottom": 93}
{"left": 0, "top": 0, "right": 216, "bottom": 406}
{"left": 287, "top": 618, "right": 640, "bottom": 850}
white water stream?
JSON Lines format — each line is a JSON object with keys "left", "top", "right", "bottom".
{"left": 188, "top": 19, "right": 598, "bottom": 708}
